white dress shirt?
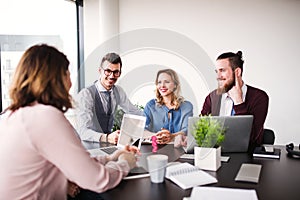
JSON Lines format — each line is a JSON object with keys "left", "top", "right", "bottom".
{"left": 75, "top": 80, "right": 143, "bottom": 142}
{"left": 219, "top": 84, "right": 247, "bottom": 116}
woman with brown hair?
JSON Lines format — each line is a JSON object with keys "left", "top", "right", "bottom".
{"left": 0, "top": 44, "right": 138, "bottom": 199}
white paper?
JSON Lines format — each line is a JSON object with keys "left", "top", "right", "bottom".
{"left": 221, "top": 156, "right": 230, "bottom": 162}
{"left": 189, "top": 187, "right": 258, "bottom": 200}
{"left": 180, "top": 154, "right": 195, "bottom": 159}
{"left": 180, "top": 154, "right": 230, "bottom": 163}
{"left": 123, "top": 173, "right": 150, "bottom": 180}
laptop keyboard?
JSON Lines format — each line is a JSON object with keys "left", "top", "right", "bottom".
{"left": 101, "top": 146, "right": 118, "bottom": 155}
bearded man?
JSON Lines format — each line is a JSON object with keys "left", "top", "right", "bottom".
{"left": 201, "top": 51, "right": 269, "bottom": 150}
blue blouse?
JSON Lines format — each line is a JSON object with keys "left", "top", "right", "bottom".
{"left": 144, "top": 99, "right": 193, "bottom": 134}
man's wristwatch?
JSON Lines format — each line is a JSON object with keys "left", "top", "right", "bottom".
{"left": 106, "top": 134, "right": 109, "bottom": 143}
{"left": 100, "top": 134, "right": 108, "bottom": 142}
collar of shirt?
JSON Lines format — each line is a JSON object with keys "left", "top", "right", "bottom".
{"left": 219, "top": 84, "right": 247, "bottom": 116}
{"left": 95, "top": 80, "right": 113, "bottom": 93}
{"left": 240, "top": 83, "right": 247, "bottom": 102}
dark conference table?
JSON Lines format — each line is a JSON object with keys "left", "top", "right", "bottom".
{"left": 75, "top": 142, "right": 300, "bottom": 200}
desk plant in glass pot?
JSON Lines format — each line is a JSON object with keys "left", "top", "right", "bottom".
{"left": 192, "top": 116, "right": 226, "bottom": 171}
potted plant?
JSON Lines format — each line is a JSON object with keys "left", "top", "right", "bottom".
{"left": 192, "top": 115, "right": 226, "bottom": 171}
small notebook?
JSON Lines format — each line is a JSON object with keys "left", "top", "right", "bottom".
{"left": 165, "top": 162, "right": 217, "bottom": 189}
{"left": 235, "top": 163, "right": 262, "bottom": 183}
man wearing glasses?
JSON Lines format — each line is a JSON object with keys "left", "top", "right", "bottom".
{"left": 75, "top": 53, "right": 143, "bottom": 144}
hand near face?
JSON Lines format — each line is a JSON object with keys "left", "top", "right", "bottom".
{"left": 156, "top": 129, "right": 173, "bottom": 144}
{"left": 228, "top": 68, "right": 243, "bottom": 105}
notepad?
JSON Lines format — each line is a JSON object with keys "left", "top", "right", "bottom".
{"left": 235, "top": 163, "right": 262, "bottom": 183}
{"left": 189, "top": 187, "right": 258, "bottom": 200}
{"left": 165, "top": 162, "right": 217, "bottom": 189}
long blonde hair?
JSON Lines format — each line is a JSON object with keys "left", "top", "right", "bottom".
{"left": 155, "top": 69, "right": 184, "bottom": 109}
{"left": 7, "top": 44, "right": 72, "bottom": 113}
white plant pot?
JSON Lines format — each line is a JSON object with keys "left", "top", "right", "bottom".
{"left": 194, "top": 146, "right": 221, "bottom": 171}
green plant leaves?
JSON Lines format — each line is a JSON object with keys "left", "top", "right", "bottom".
{"left": 192, "top": 116, "right": 226, "bottom": 148}
{"left": 112, "top": 108, "right": 125, "bottom": 131}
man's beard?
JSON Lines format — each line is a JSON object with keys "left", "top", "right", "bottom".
{"left": 216, "top": 75, "right": 235, "bottom": 95}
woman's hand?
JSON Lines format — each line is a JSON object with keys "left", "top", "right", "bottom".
{"left": 118, "top": 151, "right": 137, "bottom": 169}
{"left": 67, "top": 181, "right": 80, "bottom": 198}
{"left": 156, "top": 129, "right": 173, "bottom": 144}
{"left": 107, "top": 145, "right": 140, "bottom": 162}
{"left": 125, "top": 145, "right": 140, "bottom": 155}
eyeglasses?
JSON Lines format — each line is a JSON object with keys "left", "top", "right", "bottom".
{"left": 101, "top": 67, "right": 121, "bottom": 77}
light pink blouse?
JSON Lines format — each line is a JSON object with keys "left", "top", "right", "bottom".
{"left": 0, "top": 103, "right": 130, "bottom": 200}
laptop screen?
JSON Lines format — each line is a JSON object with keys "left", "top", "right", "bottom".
{"left": 185, "top": 115, "right": 253, "bottom": 153}
{"left": 117, "top": 114, "right": 146, "bottom": 149}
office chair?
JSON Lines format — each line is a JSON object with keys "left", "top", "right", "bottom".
{"left": 262, "top": 128, "right": 275, "bottom": 145}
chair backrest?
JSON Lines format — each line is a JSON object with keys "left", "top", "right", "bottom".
{"left": 263, "top": 129, "right": 275, "bottom": 144}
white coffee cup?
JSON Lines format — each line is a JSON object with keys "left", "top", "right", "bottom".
{"left": 147, "top": 154, "right": 168, "bottom": 183}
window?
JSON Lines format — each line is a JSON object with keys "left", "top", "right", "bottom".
{"left": 0, "top": 0, "right": 79, "bottom": 124}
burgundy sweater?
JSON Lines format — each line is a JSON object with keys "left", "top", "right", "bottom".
{"left": 201, "top": 85, "right": 269, "bottom": 150}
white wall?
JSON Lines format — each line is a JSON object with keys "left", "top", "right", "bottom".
{"left": 84, "top": 0, "right": 300, "bottom": 145}
{"left": 83, "top": 0, "right": 119, "bottom": 57}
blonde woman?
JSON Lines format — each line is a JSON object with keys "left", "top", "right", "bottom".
{"left": 144, "top": 69, "right": 193, "bottom": 144}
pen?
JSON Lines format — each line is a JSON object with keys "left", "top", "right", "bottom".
{"left": 123, "top": 173, "right": 150, "bottom": 180}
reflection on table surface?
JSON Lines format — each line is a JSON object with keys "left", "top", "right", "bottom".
{"left": 82, "top": 140, "right": 185, "bottom": 166}
{"left": 72, "top": 144, "right": 300, "bottom": 200}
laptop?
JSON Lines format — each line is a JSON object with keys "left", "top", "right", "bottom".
{"left": 88, "top": 114, "right": 146, "bottom": 157}
{"left": 184, "top": 115, "right": 253, "bottom": 153}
